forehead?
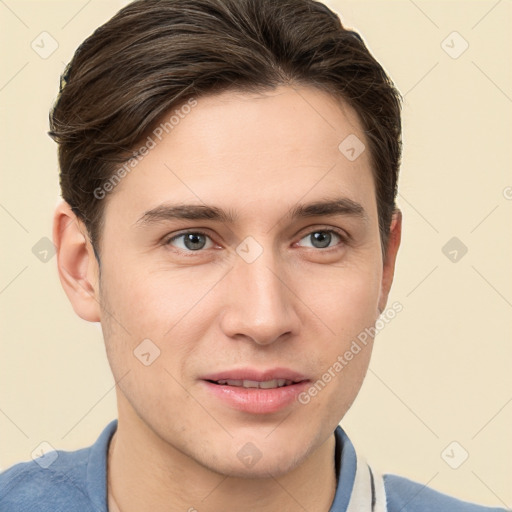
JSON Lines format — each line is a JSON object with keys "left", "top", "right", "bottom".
{"left": 104, "top": 85, "right": 376, "bottom": 225}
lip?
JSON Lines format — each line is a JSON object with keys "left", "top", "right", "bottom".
{"left": 200, "top": 367, "right": 310, "bottom": 414}
{"left": 202, "top": 367, "right": 309, "bottom": 383}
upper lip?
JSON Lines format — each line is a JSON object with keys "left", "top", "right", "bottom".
{"left": 202, "top": 367, "right": 309, "bottom": 383}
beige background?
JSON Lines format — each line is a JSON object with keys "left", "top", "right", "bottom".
{"left": 1, "top": 0, "right": 511, "bottom": 507}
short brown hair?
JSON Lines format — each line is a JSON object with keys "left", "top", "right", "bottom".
{"left": 49, "top": 0, "right": 402, "bottom": 260}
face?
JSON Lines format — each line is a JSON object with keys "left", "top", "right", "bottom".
{"left": 93, "top": 85, "right": 397, "bottom": 477}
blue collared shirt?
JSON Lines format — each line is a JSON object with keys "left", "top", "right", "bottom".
{"left": 0, "top": 420, "right": 508, "bottom": 511}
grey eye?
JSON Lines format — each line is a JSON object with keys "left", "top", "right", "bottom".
{"left": 310, "top": 231, "right": 332, "bottom": 248}
{"left": 167, "top": 232, "right": 213, "bottom": 251}
{"left": 298, "top": 230, "right": 341, "bottom": 249}
{"left": 183, "top": 233, "right": 207, "bottom": 250}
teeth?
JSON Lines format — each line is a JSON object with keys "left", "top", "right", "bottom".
{"left": 260, "top": 379, "right": 279, "bottom": 389}
{"left": 216, "top": 379, "right": 294, "bottom": 388}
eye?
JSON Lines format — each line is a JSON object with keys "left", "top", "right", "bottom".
{"left": 165, "top": 231, "right": 214, "bottom": 251}
{"left": 297, "top": 230, "right": 343, "bottom": 249}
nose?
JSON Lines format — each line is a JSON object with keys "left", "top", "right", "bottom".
{"left": 218, "top": 247, "right": 300, "bottom": 346}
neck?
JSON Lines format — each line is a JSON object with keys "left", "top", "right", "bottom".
{"left": 107, "top": 416, "right": 338, "bottom": 512}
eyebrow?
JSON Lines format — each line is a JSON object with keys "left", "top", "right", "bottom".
{"left": 135, "top": 203, "right": 236, "bottom": 226}
{"left": 134, "top": 197, "right": 368, "bottom": 227}
{"left": 289, "top": 197, "right": 367, "bottom": 222}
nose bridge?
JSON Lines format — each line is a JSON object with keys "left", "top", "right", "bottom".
{"left": 220, "top": 241, "right": 298, "bottom": 344}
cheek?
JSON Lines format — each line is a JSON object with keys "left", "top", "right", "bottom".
{"left": 293, "top": 260, "right": 381, "bottom": 401}
{"left": 100, "top": 257, "right": 221, "bottom": 337}
{"left": 298, "top": 273, "right": 378, "bottom": 422}
{"left": 299, "top": 259, "right": 382, "bottom": 339}
{"left": 99, "top": 273, "right": 196, "bottom": 424}
{"left": 98, "top": 261, "right": 226, "bottom": 390}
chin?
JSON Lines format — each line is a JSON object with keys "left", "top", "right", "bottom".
{"left": 209, "top": 451, "right": 306, "bottom": 480}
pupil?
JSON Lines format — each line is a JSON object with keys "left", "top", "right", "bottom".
{"left": 312, "top": 231, "right": 331, "bottom": 248}
{"left": 184, "top": 233, "right": 205, "bottom": 250}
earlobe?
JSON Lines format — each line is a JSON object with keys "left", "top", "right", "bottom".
{"left": 378, "top": 209, "right": 402, "bottom": 314}
{"left": 52, "top": 200, "right": 101, "bottom": 322}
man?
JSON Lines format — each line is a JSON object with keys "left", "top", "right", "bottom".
{"left": 0, "top": 0, "right": 508, "bottom": 510}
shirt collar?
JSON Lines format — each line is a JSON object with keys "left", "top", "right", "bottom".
{"left": 330, "top": 424, "right": 359, "bottom": 511}
{"left": 85, "top": 420, "right": 359, "bottom": 512}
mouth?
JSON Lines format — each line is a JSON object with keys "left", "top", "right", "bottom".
{"left": 201, "top": 368, "right": 310, "bottom": 414}
{"left": 206, "top": 378, "right": 304, "bottom": 389}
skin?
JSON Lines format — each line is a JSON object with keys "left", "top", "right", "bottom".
{"left": 53, "top": 85, "right": 401, "bottom": 512}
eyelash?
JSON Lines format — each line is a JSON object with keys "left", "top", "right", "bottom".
{"left": 163, "top": 228, "right": 348, "bottom": 254}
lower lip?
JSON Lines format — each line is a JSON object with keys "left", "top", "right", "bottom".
{"left": 201, "top": 380, "right": 310, "bottom": 414}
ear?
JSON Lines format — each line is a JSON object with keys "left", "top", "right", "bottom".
{"left": 378, "top": 209, "right": 402, "bottom": 313}
{"left": 53, "top": 200, "right": 101, "bottom": 322}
